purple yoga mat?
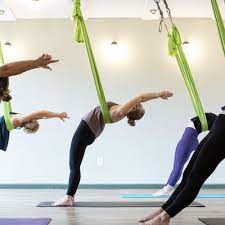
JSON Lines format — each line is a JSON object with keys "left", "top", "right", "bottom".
{"left": 0, "top": 218, "right": 52, "bottom": 225}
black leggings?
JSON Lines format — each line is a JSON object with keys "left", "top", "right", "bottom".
{"left": 67, "top": 120, "right": 95, "bottom": 197}
{"left": 162, "top": 114, "right": 225, "bottom": 217}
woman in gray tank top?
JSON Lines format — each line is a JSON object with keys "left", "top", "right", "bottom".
{"left": 53, "top": 91, "right": 173, "bottom": 206}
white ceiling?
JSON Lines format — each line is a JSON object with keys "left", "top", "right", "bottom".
{"left": 0, "top": 0, "right": 224, "bottom": 21}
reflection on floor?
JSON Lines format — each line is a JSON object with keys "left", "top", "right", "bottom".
{"left": 0, "top": 189, "right": 224, "bottom": 225}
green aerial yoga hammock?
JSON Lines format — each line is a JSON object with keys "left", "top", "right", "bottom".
{"left": 154, "top": 0, "right": 208, "bottom": 131}
{"left": 168, "top": 25, "right": 208, "bottom": 131}
{"left": 0, "top": 41, "right": 5, "bottom": 65}
{"left": 211, "top": 0, "right": 225, "bottom": 57}
{"left": 0, "top": 41, "right": 14, "bottom": 131}
{"left": 72, "top": 0, "right": 111, "bottom": 124}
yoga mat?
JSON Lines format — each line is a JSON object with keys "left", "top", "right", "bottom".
{"left": 37, "top": 201, "right": 204, "bottom": 208}
{"left": 199, "top": 218, "right": 225, "bottom": 225}
{"left": 122, "top": 193, "right": 225, "bottom": 199}
{"left": 0, "top": 218, "right": 52, "bottom": 225}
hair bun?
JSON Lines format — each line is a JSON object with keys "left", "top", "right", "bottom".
{"left": 128, "top": 119, "right": 136, "bottom": 127}
{"left": 0, "top": 78, "right": 11, "bottom": 102}
{"left": 1, "top": 89, "right": 12, "bottom": 102}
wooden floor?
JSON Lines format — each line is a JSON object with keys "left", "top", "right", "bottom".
{"left": 0, "top": 189, "right": 225, "bottom": 225}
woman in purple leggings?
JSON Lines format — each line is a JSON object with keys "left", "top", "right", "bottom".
{"left": 153, "top": 113, "right": 217, "bottom": 196}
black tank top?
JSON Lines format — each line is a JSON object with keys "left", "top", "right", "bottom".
{"left": 191, "top": 113, "right": 217, "bottom": 134}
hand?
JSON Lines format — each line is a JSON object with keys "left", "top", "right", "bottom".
{"left": 35, "top": 54, "right": 59, "bottom": 71}
{"left": 58, "top": 112, "right": 70, "bottom": 121}
{"left": 159, "top": 91, "right": 173, "bottom": 100}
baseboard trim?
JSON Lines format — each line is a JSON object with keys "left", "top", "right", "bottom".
{"left": 0, "top": 184, "right": 224, "bottom": 189}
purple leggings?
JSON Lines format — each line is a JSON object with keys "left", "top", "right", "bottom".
{"left": 167, "top": 127, "right": 199, "bottom": 187}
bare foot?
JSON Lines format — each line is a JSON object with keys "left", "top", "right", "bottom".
{"left": 144, "top": 212, "right": 171, "bottom": 225}
{"left": 139, "top": 208, "right": 164, "bottom": 223}
{"left": 52, "top": 195, "right": 74, "bottom": 207}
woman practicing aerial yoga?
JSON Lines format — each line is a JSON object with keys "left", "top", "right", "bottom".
{"left": 53, "top": 90, "right": 173, "bottom": 206}
{"left": 140, "top": 107, "right": 225, "bottom": 225}
{"left": 0, "top": 109, "right": 69, "bottom": 151}
{"left": 0, "top": 53, "right": 68, "bottom": 150}
{"left": 153, "top": 113, "right": 217, "bottom": 196}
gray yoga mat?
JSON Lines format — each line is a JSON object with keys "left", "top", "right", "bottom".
{"left": 0, "top": 218, "right": 52, "bottom": 225}
{"left": 37, "top": 201, "right": 205, "bottom": 207}
{"left": 199, "top": 218, "right": 225, "bottom": 225}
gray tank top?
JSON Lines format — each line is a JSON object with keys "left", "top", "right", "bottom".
{"left": 82, "top": 102, "right": 118, "bottom": 138}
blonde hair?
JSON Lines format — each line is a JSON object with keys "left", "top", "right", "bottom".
{"left": 22, "top": 120, "right": 40, "bottom": 134}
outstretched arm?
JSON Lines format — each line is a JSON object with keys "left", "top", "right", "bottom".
{"left": 12, "top": 110, "right": 69, "bottom": 127}
{"left": 0, "top": 54, "right": 59, "bottom": 78}
{"left": 110, "top": 91, "right": 173, "bottom": 120}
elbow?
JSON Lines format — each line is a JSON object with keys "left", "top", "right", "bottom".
{"left": 33, "top": 110, "right": 48, "bottom": 118}
{"left": 139, "top": 95, "right": 144, "bottom": 102}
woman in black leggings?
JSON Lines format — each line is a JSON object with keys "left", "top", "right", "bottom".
{"left": 53, "top": 91, "right": 173, "bottom": 206}
{"left": 140, "top": 109, "right": 225, "bottom": 225}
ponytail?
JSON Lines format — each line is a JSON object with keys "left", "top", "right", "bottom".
{"left": 0, "top": 78, "right": 11, "bottom": 102}
{"left": 127, "top": 118, "right": 136, "bottom": 127}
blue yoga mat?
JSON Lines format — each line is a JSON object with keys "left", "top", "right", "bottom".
{"left": 122, "top": 194, "right": 225, "bottom": 199}
{"left": 0, "top": 218, "right": 52, "bottom": 225}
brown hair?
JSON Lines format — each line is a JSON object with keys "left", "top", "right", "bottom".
{"left": 0, "top": 78, "right": 12, "bottom": 102}
{"left": 127, "top": 105, "right": 145, "bottom": 127}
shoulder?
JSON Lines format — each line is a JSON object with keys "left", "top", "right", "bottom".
{"left": 107, "top": 102, "right": 118, "bottom": 107}
{"left": 0, "top": 116, "right": 5, "bottom": 124}
{"left": 10, "top": 114, "right": 22, "bottom": 128}
{"left": 205, "top": 113, "right": 217, "bottom": 118}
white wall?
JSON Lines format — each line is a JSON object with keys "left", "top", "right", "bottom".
{"left": 0, "top": 19, "right": 224, "bottom": 184}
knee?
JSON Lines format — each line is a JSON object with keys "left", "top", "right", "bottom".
{"left": 69, "top": 162, "right": 80, "bottom": 171}
{"left": 180, "top": 167, "right": 192, "bottom": 185}
{"left": 172, "top": 166, "right": 183, "bottom": 178}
